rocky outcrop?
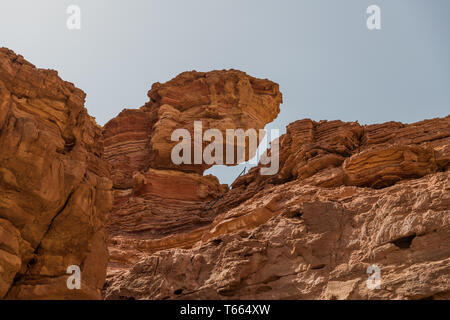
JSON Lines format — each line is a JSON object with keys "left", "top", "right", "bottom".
{"left": 104, "top": 116, "right": 450, "bottom": 300}
{"left": 103, "top": 70, "right": 283, "bottom": 275}
{"left": 105, "top": 172, "right": 450, "bottom": 300}
{"left": 142, "top": 70, "right": 282, "bottom": 174}
{"left": 0, "top": 48, "right": 112, "bottom": 299}
{"left": 103, "top": 70, "right": 282, "bottom": 187}
{"left": 212, "top": 117, "right": 450, "bottom": 213}
{"left": 1, "top": 47, "right": 448, "bottom": 300}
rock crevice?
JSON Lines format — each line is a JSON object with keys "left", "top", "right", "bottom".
{"left": 0, "top": 48, "right": 112, "bottom": 299}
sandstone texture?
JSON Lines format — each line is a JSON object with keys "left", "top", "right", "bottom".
{"left": 1, "top": 47, "right": 448, "bottom": 301}
{"left": 103, "top": 70, "right": 283, "bottom": 276}
{"left": 214, "top": 117, "right": 450, "bottom": 212}
{"left": 104, "top": 116, "right": 450, "bottom": 300}
{"left": 0, "top": 48, "right": 112, "bottom": 299}
{"left": 103, "top": 70, "right": 282, "bottom": 188}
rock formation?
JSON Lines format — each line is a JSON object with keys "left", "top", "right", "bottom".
{"left": 103, "top": 69, "right": 282, "bottom": 186}
{"left": 102, "top": 70, "right": 283, "bottom": 278}
{"left": 0, "top": 48, "right": 112, "bottom": 299}
{"left": 1, "top": 47, "right": 448, "bottom": 300}
{"left": 104, "top": 115, "right": 450, "bottom": 300}
{"left": 212, "top": 117, "right": 450, "bottom": 213}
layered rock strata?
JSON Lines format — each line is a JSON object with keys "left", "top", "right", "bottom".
{"left": 102, "top": 70, "right": 283, "bottom": 275}
{"left": 0, "top": 48, "right": 112, "bottom": 299}
{"left": 213, "top": 117, "right": 450, "bottom": 213}
{"left": 1, "top": 47, "right": 448, "bottom": 300}
{"left": 104, "top": 116, "right": 450, "bottom": 300}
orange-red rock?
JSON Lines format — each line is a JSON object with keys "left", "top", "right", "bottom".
{"left": 0, "top": 48, "right": 112, "bottom": 299}
{"left": 105, "top": 171, "right": 450, "bottom": 300}
{"left": 103, "top": 70, "right": 283, "bottom": 178}
{"left": 1, "top": 47, "right": 449, "bottom": 301}
{"left": 214, "top": 117, "right": 450, "bottom": 212}
{"left": 104, "top": 116, "right": 450, "bottom": 300}
{"left": 103, "top": 70, "right": 282, "bottom": 275}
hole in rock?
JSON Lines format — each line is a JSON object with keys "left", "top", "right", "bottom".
{"left": 371, "top": 179, "right": 399, "bottom": 189}
{"left": 291, "top": 211, "right": 303, "bottom": 219}
{"left": 283, "top": 209, "right": 303, "bottom": 219}
{"left": 56, "top": 136, "right": 76, "bottom": 154}
{"left": 27, "top": 257, "right": 37, "bottom": 268}
{"left": 64, "top": 141, "right": 75, "bottom": 153}
{"left": 391, "top": 234, "right": 416, "bottom": 249}
{"left": 311, "top": 264, "right": 326, "bottom": 270}
{"left": 174, "top": 289, "right": 183, "bottom": 295}
{"left": 211, "top": 238, "right": 222, "bottom": 246}
{"left": 308, "top": 150, "right": 319, "bottom": 158}
{"left": 13, "top": 274, "right": 23, "bottom": 282}
{"left": 217, "top": 285, "right": 240, "bottom": 297}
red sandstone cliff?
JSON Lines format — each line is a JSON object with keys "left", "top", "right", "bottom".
{"left": 0, "top": 48, "right": 112, "bottom": 299}
{"left": 102, "top": 72, "right": 450, "bottom": 299}
{"left": 102, "top": 70, "right": 283, "bottom": 278}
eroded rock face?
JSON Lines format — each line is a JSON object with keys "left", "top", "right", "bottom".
{"left": 213, "top": 117, "right": 450, "bottom": 213}
{"left": 103, "top": 70, "right": 282, "bottom": 275}
{"left": 104, "top": 116, "right": 450, "bottom": 300}
{"left": 103, "top": 70, "right": 283, "bottom": 183}
{"left": 143, "top": 70, "right": 283, "bottom": 174}
{"left": 2, "top": 47, "right": 448, "bottom": 300}
{"left": 105, "top": 172, "right": 450, "bottom": 300}
{"left": 106, "top": 169, "right": 227, "bottom": 272}
{"left": 0, "top": 48, "right": 112, "bottom": 299}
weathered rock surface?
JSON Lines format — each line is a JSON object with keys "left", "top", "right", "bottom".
{"left": 103, "top": 70, "right": 282, "bottom": 274}
{"left": 106, "top": 169, "right": 227, "bottom": 273}
{"left": 213, "top": 117, "right": 450, "bottom": 213}
{"left": 105, "top": 172, "right": 450, "bottom": 300}
{"left": 103, "top": 70, "right": 282, "bottom": 184}
{"left": 1, "top": 47, "right": 448, "bottom": 300}
{"left": 143, "top": 70, "right": 283, "bottom": 174}
{"left": 104, "top": 116, "right": 450, "bottom": 300}
{"left": 0, "top": 48, "right": 112, "bottom": 299}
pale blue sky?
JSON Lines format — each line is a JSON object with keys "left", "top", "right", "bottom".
{"left": 1, "top": 0, "right": 449, "bottom": 184}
